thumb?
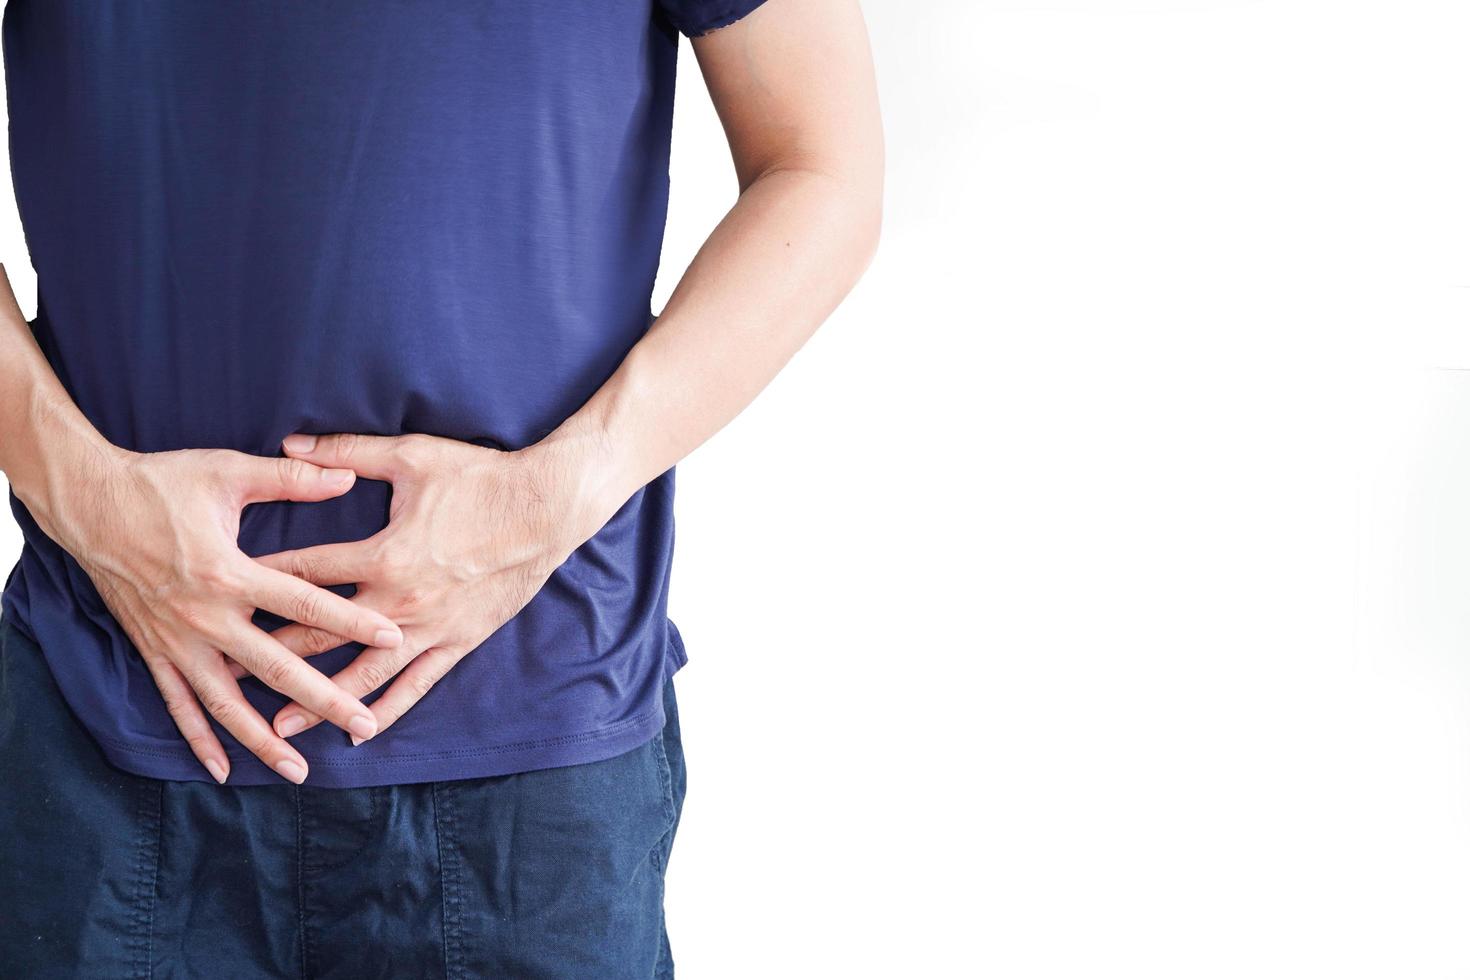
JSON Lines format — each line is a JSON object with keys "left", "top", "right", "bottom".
{"left": 280, "top": 432, "right": 404, "bottom": 482}
{"left": 235, "top": 454, "right": 356, "bottom": 505}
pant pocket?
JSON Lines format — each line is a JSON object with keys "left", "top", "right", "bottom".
{"left": 439, "top": 736, "right": 677, "bottom": 978}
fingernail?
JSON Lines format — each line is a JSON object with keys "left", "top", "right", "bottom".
{"left": 204, "top": 759, "right": 228, "bottom": 784}
{"left": 283, "top": 433, "right": 318, "bottom": 453}
{"left": 348, "top": 714, "right": 378, "bottom": 742}
{"left": 275, "top": 758, "right": 308, "bottom": 784}
{"left": 276, "top": 713, "right": 307, "bottom": 738}
{"left": 374, "top": 628, "right": 402, "bottom": 649}
{"left": 321, "top": 468, "right": 353, "bottom": 486}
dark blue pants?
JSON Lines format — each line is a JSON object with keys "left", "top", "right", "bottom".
{"left": 0, "top": 620, "right": 686, "bottom": 978}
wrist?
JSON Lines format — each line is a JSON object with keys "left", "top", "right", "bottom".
{"left": 18, "top": 416, "right": 132, "bottom": 551}
{"left": 527, "top": 419, "right": 644, "bottom": 545}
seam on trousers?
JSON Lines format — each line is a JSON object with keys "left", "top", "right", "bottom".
{"left": 127, "top": 779, "right": 163, "bottom": 980}
{"left": 650, "top": 732, "right": 676, "bottom": 978}
{"left": 296, "top": 787, "right": 311, "bottom": 980}
{"left": 433, "top": 782, "right": 463, "bottom": 980}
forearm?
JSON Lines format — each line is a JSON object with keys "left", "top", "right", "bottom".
{"left": 0, "top": 266, "right": 121, "bottom": 539}
{"left": 545, "top": 163, "right": 881, "bottom": 522}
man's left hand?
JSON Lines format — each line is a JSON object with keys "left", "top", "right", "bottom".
{"left": 248, "top": 431, "right": 613, "bottom": 742}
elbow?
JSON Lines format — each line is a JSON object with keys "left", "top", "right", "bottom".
{"left": 747, "top": 156, "right": 884, "bottom": 277}
{"left": 847, "top": 171, "right": 884, "bottom": 278}
{"left": 817, "top": 170, "right": 882, "bottom": 285}
{"left": 838, "top": 147, "right": 885, "bottom": 274}
{"left": 860, "top": 185, "right": 884, "bottom": 268}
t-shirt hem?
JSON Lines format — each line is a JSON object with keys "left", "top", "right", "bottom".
{"left": 93, "top": 701, "right": 671, "bottom": 788}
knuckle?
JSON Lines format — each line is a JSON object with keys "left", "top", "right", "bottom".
{"left": 395, "top": 434, "right": 433, "bottom": 468}
{"left": 203, "top": 693, "right": 241, "bottom": 726}
{"left": 268, "top": 627, "right": 305, "bottom": 655}
{"left": 300, "top": 625, "right": 344, "bottom": 654}
{"left": 333, "top": 433, "right": 359, "bottom": 463}
{"left": 408, "top": 671, "right": 437, "bottom": 700}
{"left": 276, "top": 456, "right": 311, "bottom": 489}
{"left": 353, "top": 659, "right": 395, "bottom": 693}
{"left": 201, "top": 450, "right": 241, "bottom": 486}
{"left": 160, "top": 688, "right": 192, "bottom": 715}
{"left": 297, "top": 554, "right": 332, "bottom": 583}
{"left": 193, "top": 558, "right": 237, "bottom": 592}
{"left": 246, "top": 735, "right": 277, "bottom": 760}
{"left": 276, "top": 552, "right": 311, "bottom": 579}
{"left": 375, "top": 543, "right": 413, "bottom": 580}
{"left": 319, "top": 694, "right": 354, "bottom": 722}
{"left": 256, "top": 656, "right": 297, "bottom": 692}
{"left": 286, "top": 587, "right": 328, "bottom": 626}
{"left": 137, "top": 645, "right": 170, "bottom": 669}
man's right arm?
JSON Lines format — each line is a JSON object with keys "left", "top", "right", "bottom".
{"left": 0, "top": 269, "right": 119, "bottom": 543}
{"left": 0, "top": 266, "right": 403, "bottom": 784}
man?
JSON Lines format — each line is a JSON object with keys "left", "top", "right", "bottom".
{"left": 0, "top": 0, "right": 881, "bottom": 975}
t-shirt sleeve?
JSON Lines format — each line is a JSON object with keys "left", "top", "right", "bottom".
{"left": 657, "top": 0, "right": 771, "bottom": 38}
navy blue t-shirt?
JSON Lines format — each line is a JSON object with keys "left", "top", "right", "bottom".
{"left": 0, "top": 0, "right": 766, "bottom": 786}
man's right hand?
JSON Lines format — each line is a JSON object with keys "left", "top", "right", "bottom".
{"left": 35, "top": 446, "right": 403, "bottom": 785}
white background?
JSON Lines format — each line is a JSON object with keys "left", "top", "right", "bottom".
{"left": 3, "top": 1, "right": 1470, "bottom": 976}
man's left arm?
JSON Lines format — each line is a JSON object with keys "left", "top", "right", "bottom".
{"left": 260, "top": 0, "right": 883, "bottom": 738}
